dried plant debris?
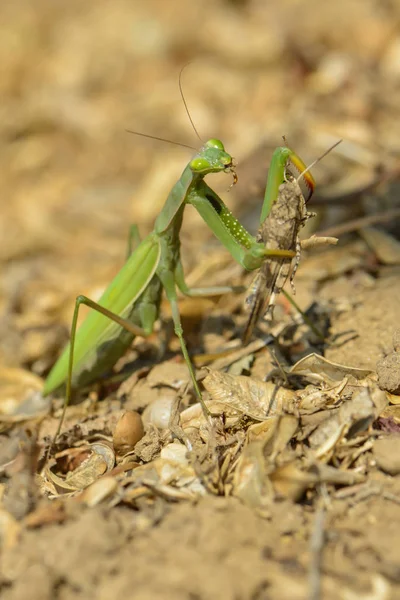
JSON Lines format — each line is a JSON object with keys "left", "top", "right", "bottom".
{"left": 0, "top": 367, "right": 48, "bottom": 428}
{"left": 199, "top": 360, "right": 385, "bottom": 505}
{"left": 45, "top": 442, "right": 116, "bottom": 495}
{"left": 288, "top": 353, "right": 374, "bottom": 383}
{"left": 19, "top": 351, "right": 390, "bottom": 521}
{"left": 359, "top": 226, "right": 400, "bottom": 265}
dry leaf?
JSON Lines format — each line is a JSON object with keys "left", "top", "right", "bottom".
{"left": 271, "top": 460, "right": 365, "bottom": 501}
{"left": 359, "top": 226, "right": 400, "bottom": 264}
{"left": 233, "top": 441, "right": 273, "bottom": 508}
{"left": 289, "top": 353, "right": 373, "bottom": 383}
{"left": 203, "top": 369, "right": 297, "bottom": 420}
{"left": 0, "top": 367, "right": 48, "bottom": 424}
{"left": 47, "top": 442, "right": 115, "bottom": 493}
{"left": 0, "top": 508, "right": 21, "bottom": 549}
{"left": 79, "top": 476, "right": 119, "bottom": 507}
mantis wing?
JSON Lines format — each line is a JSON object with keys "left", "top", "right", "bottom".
{"left": 43, "top": 234, "right": 162, "bottom": 394}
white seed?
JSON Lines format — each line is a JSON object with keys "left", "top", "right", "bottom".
{"left": 142, "top": 395, "right": 174, "bottom": 430}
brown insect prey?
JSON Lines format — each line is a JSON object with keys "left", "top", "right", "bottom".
{"left": 243, "top": 176, "right": 313, "bottom": 344}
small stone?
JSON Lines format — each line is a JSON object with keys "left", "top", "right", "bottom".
{"left": 373, "top": 436, "right": 400, "bottom": 475}
{"left": 376, "top": 353, "right": 400, "bottom": 395}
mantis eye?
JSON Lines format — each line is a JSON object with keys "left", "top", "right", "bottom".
{"left": 190, "top": 157, "right": 210, "bottom": 172}
{"left": 206, "top": 138, "right": 225, "bottom": 151}
{"left": 221, "top": 155, "right": 233, "bottom": 166}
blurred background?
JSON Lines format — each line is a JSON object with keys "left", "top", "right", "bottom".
{"left": 1, "top": 0, "right": 399, "bottom": 375}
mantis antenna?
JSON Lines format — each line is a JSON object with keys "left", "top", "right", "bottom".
{"left": 179, "top": 63, "right": 204, "bottom": 144}
{"left": 297, "top": 139, "right": 342, "bottom": 188}
{"left": 125, "top": 129, "right": 197, "bottom": 151}
{"left": 127, "top": 64, "right": 214, "bottom": 151}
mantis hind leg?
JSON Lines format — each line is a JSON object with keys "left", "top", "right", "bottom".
{"left": 181, "top": 283, "right": 245, "bottom": 297}
{"left": 174, "top": 259, "right": 244, "bottom": 297}
{"left": 158, "top": 270, "right": 212, "bottom": 421}
{"left": 54, "top": 295, "right": 151, "bottom": 444}
{"left": 281, "top": 290, "right": 325, "bottom": 341}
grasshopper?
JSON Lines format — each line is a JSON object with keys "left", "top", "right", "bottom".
{"left": 243, "top": 141, "right": 341, "bottom": 344}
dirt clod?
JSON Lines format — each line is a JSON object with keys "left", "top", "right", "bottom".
{"left": 376, "top": 352, "right": 400, "bottom": 394}
{"left": 373, "top": 436, "right": 400, "bottom": 475}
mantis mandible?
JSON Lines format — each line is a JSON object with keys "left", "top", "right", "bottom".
{"left": 43, "top": 137, "right": 299, "bottom": 437}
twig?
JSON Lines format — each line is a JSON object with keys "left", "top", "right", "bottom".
{"left": 316, "top": 208, "right": 400, "bottom": 239}
{"left": 308, "top": 496, "right": 327, "bottom": 600}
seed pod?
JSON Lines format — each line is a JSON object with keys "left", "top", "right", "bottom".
{"left": 113, "top": 410, "right": 144, "bottom": 456}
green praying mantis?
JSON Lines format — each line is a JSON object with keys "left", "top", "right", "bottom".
{"left": 43, "top": 134, "right": 318, "bottom": 438}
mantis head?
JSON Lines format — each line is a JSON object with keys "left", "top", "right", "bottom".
{"left": 190, "top": 139, "right": 238, "bottom": 185}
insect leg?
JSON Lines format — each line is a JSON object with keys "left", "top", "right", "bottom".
{"left": 158, "top": 270, "right": 212, "bottom": 421}
{"left": 290, "top": 236, "right": 302, "bottom": 294}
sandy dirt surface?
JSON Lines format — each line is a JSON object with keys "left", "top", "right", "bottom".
{"left": 1, "top": 1, "right": 400, "bottom": 599}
